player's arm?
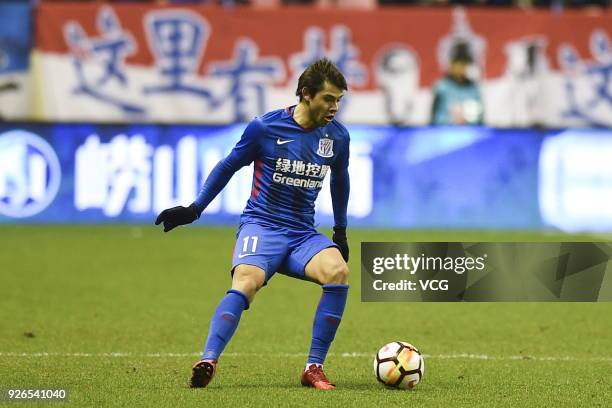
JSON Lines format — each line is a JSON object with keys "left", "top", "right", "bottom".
{"left": 155, "top": 120, "right": 263, "bottom": 232}
{"left": 330, "top": 134, "right": 350, "bottom": 261}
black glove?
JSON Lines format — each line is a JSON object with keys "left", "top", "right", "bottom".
{"left": 332, "top": 226, "right": 349, "bottom": 262}
{"left": 155, "top": 204, "right": 200, "bottom": 232}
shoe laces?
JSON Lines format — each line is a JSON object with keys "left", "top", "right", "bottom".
{"left": 195, "top": 360, "right": 215, "bottom": 375}
{"left": 307, "top": 365, "right": 330, "bottom": 384}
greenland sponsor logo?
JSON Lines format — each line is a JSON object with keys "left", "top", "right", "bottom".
{"left": 272, "top": 172, "right": 324, "bottom": 189}
{"left": 0, "top": 130, "right": 61, "bottom": 218}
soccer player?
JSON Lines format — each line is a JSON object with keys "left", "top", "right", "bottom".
{"left": 155, "top": 58, "right": 350, "bottom": 390}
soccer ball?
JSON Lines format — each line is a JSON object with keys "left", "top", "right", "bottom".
{"left": 373, "top": 341, "right": 424, "bottom": 389}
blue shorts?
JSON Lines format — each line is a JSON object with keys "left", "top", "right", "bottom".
{"left": 231, "top": 222, "right": 337, "bottom": 282}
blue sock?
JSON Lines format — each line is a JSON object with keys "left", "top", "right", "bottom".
{"left": 202, "top": 289, "right": 249, "bottom": 361}
{"left": 307, "top": 284, "right": 349, "bottom": 365}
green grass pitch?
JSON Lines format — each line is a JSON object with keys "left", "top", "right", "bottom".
{"left": 1, "top": 225, "right": 611, "bottom": 407}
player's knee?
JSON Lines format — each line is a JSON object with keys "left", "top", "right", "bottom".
{"left": 232, "top": 275, "right": 259, "bottom": 301}
{"left": 321, "top": 261, "right": 349, "bottom": 285}
{"left": 232, "top": 266, "right": 265, "bottom": 301}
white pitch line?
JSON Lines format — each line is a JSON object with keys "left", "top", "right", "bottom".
{"left": 0, "top": 352, "right": 611, "bottom": 362}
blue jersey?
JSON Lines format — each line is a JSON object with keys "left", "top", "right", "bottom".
{"left": 193, "top": 107, "right": 350, "bottom": 230}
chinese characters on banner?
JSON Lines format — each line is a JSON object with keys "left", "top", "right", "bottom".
{"left": 33, "top": 4, "right": 612, "bottom": 127}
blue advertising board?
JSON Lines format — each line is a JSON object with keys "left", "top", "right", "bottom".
{"left": 1, "top": 124, "right": 611, "bottom": 231}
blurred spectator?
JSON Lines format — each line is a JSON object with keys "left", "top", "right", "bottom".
{"left": 430, "top": 42, "right": 483, "bottom": 125}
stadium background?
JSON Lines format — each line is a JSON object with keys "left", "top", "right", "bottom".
{"left": 1, "top": 1, "right": 611, "bottom": 407}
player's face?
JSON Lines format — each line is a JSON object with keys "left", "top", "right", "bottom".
{"left": 305, "top": 81, "right": 345, "bottom": 127}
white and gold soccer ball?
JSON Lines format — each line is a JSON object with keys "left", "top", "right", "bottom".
{"left": 373, "top": 341, "right": 424, "bottom": 389}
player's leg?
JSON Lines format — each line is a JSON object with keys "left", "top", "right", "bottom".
{"left": 201, "top": 264, "right": 266, "bottom": 361}
{"left": 191, "top": 223, "right": 286, "bottom": 388}
{"left": 281, "top": 233, "right": 349, "bottom": 389}
{"left": 304, "top": 247, "right": 349, "bottom": 285}
{"left": 303, "top": 247, "right": 349, "bottom": 368}
{"left": 191, "top": 265, "right": 265, "bottom": 388}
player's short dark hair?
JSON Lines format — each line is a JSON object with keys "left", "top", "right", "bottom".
{"left": 296, "top": 58, "right": 347, "bottom": 101}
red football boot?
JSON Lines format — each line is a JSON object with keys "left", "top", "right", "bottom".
{"left": 300, "top": 364, "right": 336, "bottom": 390}
{"left": 190, "top": 360, "right": 217, "bottom": 388}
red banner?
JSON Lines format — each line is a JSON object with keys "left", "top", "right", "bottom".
{"left": 34, "top": 4, "right": 612, "bottom": 126}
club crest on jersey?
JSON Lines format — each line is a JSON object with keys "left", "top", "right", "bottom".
{"left": 316, "top": 138, "right": 334, "bottom": 158}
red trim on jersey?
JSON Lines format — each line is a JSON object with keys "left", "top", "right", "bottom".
{"left": 251, "top": 159, "right": 263, "bottom": 199}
